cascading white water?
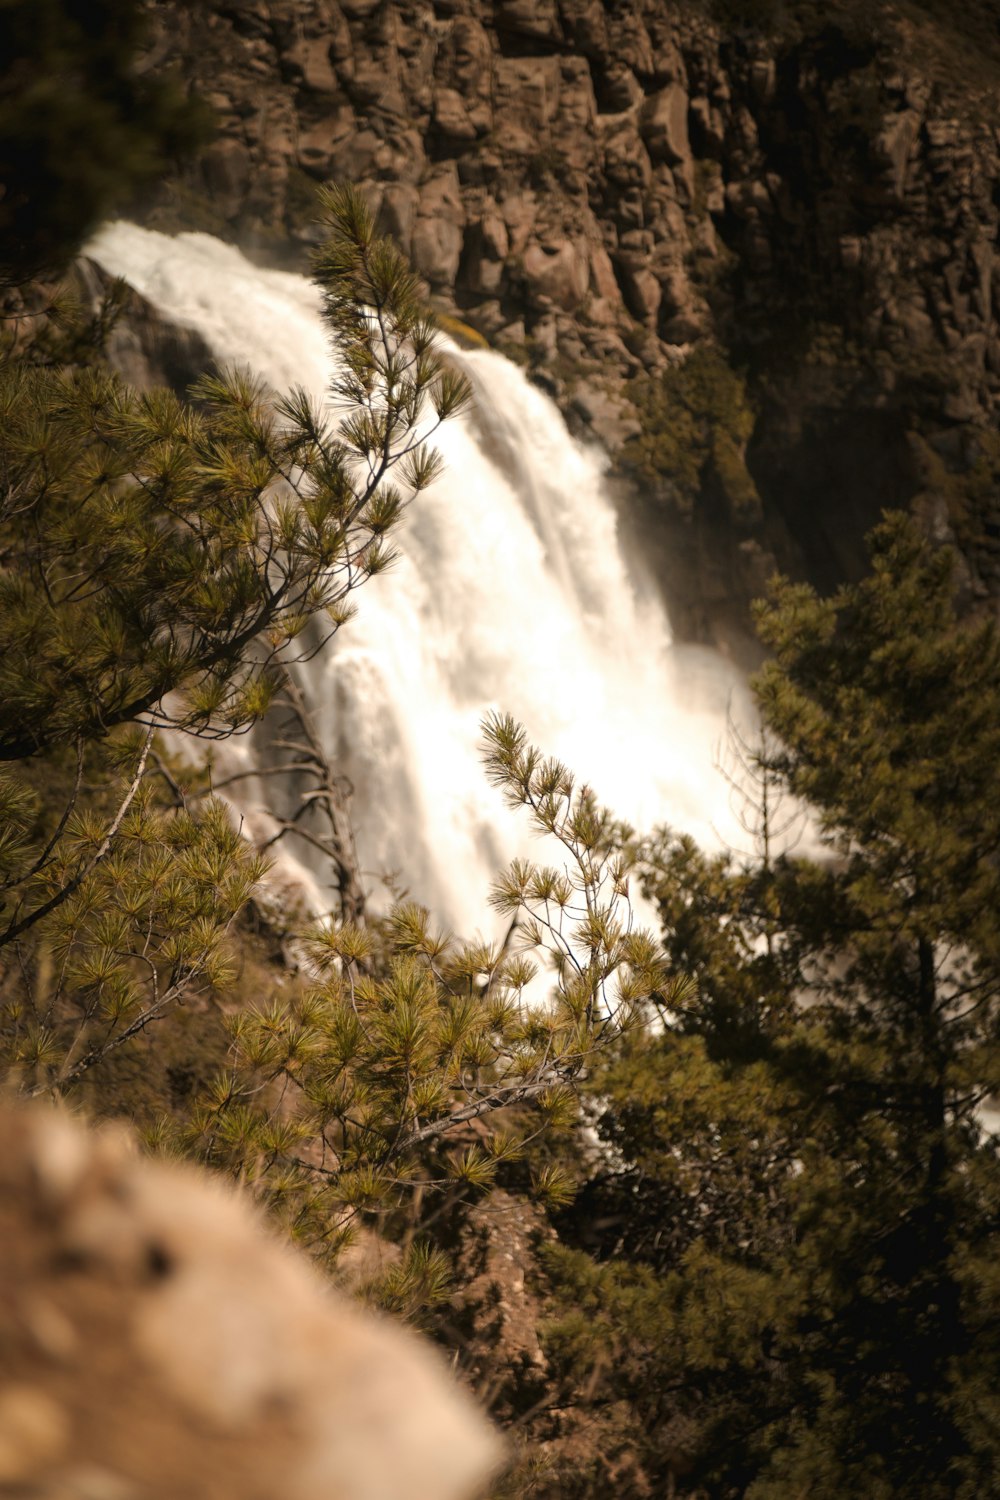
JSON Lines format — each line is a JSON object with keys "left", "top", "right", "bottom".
{"left": 86, "top": 222, "right": 750, "bottom": 937}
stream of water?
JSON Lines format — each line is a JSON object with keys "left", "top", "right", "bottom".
{"left": 87, "top": 222, "right": 749, "bottom": 937}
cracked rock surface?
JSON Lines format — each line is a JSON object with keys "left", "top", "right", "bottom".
{"left": 137, "top": 0, "right": 1000, "bottom": 653}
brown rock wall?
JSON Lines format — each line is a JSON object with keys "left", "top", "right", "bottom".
{"left": 136, "top": 0, "right": 1000, "bottom": 653}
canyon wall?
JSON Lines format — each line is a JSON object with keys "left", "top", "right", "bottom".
{"left": 139, "top": 0, "right": 1000, "bottom": 655}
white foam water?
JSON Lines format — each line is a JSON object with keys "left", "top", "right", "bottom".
{"left": 87, "top": 222, "right": 750, "bottom": 937}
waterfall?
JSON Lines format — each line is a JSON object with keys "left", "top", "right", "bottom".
{"left": 86, "top": 222, "right": 749, "bottom": 938}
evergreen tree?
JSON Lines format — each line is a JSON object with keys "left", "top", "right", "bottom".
{"left": 544, "top": 515, "right": 1000, "bottom": 1497}
{"left": 0, "top": 187, "right": 470, "bottom": 1095}
{"left": 742, "top": 512, "right": 1000, "bottom": 1496}
{"left": 0, "top": 185, "right": 466, "bottom": 763}
{"left": 0, "top": 184, "right": 668, "bottom": 1318}
{"left": 167, "top": 715, "right": 667, "bottom": 1272}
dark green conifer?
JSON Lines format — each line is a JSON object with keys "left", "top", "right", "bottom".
{"left": 546, "top": 515, "right": 1000, "bottom": 1498}
{"left": 0, "top": 188, "right": 473, "bottom": 1098}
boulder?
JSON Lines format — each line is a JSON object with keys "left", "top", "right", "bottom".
{"left": 494, "top": 56, "right": 562, "bottom": 142}
{"left": 589, "top": 242, "right": 623, "bottom": 305}
{"left": 557, "top": 56, "right": 598, "bottom": 134}
{"left": 690, "top": 95, "right": 726, "bottom": 155}
{"left": 610, "top": 12, "right": 654, "bottom": 76}
{"left": 875, "top": 109, "right": 922, "bottom": 200}
{"left": 412, "top": 218, "right": 464, "bottom": 287}
{"left": 377, "top": 183, "right": 420, "bottom": 253}
{"left": 297, "top": 106, "right": 356, "bottom": 177}
{"left": 433, "top": 87, "right": 480, "bottom": 143}
{"left": 522, "top": 239, "right": 590, "bottom": 311}
{"left": 601, "top": 119, "right": 652, "bottom": 192}
{"left": 329, "top": 127, "right": 382, "bottom": 181}
{"left": 651, "top": 34, "right": 687, "bottom": 87}
{"left": 621, "top": 263, "right": 662, "bottom": 324}
{"left": 495, "top": 0, "right": 561, "bottom": 43}
{"left": 601, "top": 63, "right": 644, "bottom": 113}
{"left": 640, "top": 83, "right": 692, "bottom": 167}
{"left": 500, "top": 191, "right": 539, "bottom": 257}
{"left": 0, "top": 1105, "right": 500, "bottom": 1500}
{"left": 480, "top": 211, "right": 510, "bottom": 261}
{"left": 458, "top": 213, "right": 510, "bottom": 296}
{"left": 283, "top": 34, "right": 337, "bottom": 93}
{"left": 444, "top": 17, "right": 492, "bottom": 91}
{"left": 345, "top": 50, "right": 402, "bottom": 110}
{"left": 557, "top": 0, "right": 608, "bottom": 56}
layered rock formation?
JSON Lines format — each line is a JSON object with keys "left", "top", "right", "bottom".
{"left": 136, "top": 0, "right": 1000, "bottom": 654}
{"left": 0, "top": 1104, "right": 500, "bottom": 1500}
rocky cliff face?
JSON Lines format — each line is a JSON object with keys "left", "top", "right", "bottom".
{"left": 137, "top": 0, "right": 1000, "bottom": 655}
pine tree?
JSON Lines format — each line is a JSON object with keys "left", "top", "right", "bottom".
{"left": 0, "top": 186, "right": 466, "bottom": 763}
{"left": 741, "top": 512, "right": 1000, "bottom": 1497}
{"left": 545, "top": 514, "right": 1000, "bottom": 1497}
{"left": 0, "top": 187, "right": 471, "bottom": 1096}
{"left": 0, "top": 188, "right": 668, "bottom": 1298}
{"left": 165, "top": 715, "right": 667, "bottom": 1273}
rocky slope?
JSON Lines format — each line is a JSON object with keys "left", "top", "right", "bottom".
{"left": 136, "top": 0, "right": 1000, "bottom": 656}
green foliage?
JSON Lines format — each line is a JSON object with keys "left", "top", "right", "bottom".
{"left": 538, "top": 514, "right": 1000, "bottom": 1497}
{"left": 898, "top": 430, "right": 1000, "bottom": 570}
{"left": 8, "top": 40, "right": 999, "bottom": 1481}
{"left": 0, "top": 186, "right": 471, "bottom": 1101}
{"left": 164, "top": 717, "right": 665, "bottom": 1269}
{"left": 1, "top": 740, "right": 266, "bottom": 1096}
{"left": 484, "top": 713, "right": 665, "bottom": 1031}
{"left": 745, "top": 520, "right": 1000, "bottom": 1495}
{"left": 364, "top": 1239, "right": 454, "bottom": 1323}
{"left": 2, "top": 273, "right": 133, "bottom": 372}
{"left": 0, "top": 188, "right": 466, "bottom": 761}
{"left": 620, "top": 346, "right": 759, "bottom": 520}
{"left": 0, "top": 0, "right": 208, "bottom": 281}
{"left": 754, "top": 512, "right": 1000, "bottom": 950}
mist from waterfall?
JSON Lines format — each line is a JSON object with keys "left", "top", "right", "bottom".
{"left": 87, "top": 222, "right": 750, "bottom": 938}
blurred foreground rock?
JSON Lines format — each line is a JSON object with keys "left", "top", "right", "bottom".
{"left": 0, "top": 1105, "right": 501, "bottom": 1500}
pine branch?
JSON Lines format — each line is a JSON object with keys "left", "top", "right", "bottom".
{"left": 0, "top": 724, "right": 154, "bottom": 947}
